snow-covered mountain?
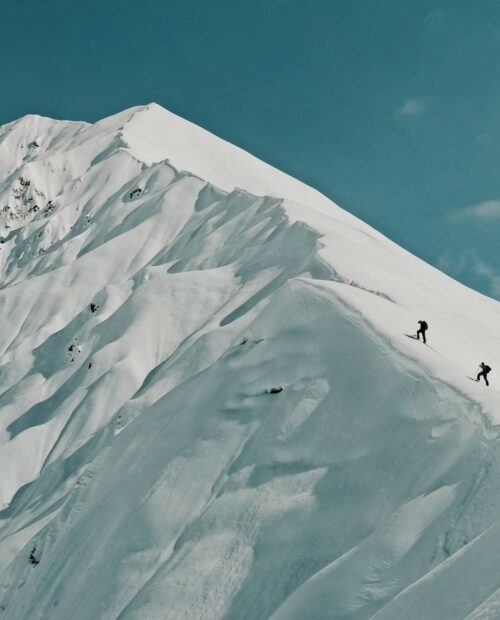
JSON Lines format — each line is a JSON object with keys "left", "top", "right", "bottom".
{"left": 0, "top": 103, "right": 499, "bottom": 619}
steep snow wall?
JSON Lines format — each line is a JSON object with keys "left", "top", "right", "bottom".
{"left": 0, "top": 105, "right": 499, "bottom": 619}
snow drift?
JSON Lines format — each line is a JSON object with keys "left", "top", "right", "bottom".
{"left": 0, "top": 103, "right": 499, "bottom": 619}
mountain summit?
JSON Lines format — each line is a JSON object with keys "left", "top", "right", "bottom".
{"left": 0, "top": 104, "right": 499, "bottom": 619}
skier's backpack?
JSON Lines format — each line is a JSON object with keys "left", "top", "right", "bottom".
{"left": 484, "top": 364, "right": 491, "bottom": 374}
{"left": 421, "top": 320, "right": 428, "bottom": 330}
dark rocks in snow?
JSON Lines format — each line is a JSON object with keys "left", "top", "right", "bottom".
{"left": 68, "top": 341, "right": 82, "bottom": 362}
{"left": 128, "top": 187, "right": 142, "bottom": 200}
{"left": 29, "top": 547, "right": 39, "bottom": 566}
{"left": 43, "top": 201, "right": 56, "bottom": 216}
{"left": 2, "top": 176, "right": 55, "bottom": 226}
{"left": 266, "top": 386, "right": 283, "bottom": 394}
{"left": 239, "top": 337, "right": 264, "bottom": 346}
{"left": 90, "top": 302, "right": 99, "bottom": 313}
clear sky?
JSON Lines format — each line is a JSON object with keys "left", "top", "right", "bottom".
{"left": 1, "top": 0, "right": 499, "bottom": 298}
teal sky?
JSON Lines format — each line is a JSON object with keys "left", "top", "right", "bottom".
{"left": 1, "top": 0, "right": 499, "bottom": 298}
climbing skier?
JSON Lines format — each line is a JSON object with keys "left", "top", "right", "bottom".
{"left": 416, "top": 320, "right": 428, "bottom": 344}
{"left": 476, "top": 362, "right": 492, "bottom": 386}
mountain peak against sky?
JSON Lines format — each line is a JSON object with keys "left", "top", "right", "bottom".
{"left": 0, "top": 105, "right": 500, "bottom": 619}
{"left": 109, "top": 102, "right": 364, "bottom": 222}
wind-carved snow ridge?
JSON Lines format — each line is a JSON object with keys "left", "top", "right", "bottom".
{"left": 0, "top": 104, "right": 499, "bottom": 619}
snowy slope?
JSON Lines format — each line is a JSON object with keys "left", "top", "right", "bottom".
{"left": 0, "top": 103, "right": 499, "bottom": 619}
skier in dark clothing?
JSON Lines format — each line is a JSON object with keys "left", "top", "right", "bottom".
{"left": 416, "top": 320, "right": 428, "bottom": 344}
{"left": 476, "top": 362, "right": 492, "bottom": 386}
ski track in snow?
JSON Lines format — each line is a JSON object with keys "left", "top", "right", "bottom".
{"left": 0, "top": 104, "right": 499, "bottom": 619}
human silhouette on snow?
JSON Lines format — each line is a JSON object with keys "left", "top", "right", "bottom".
{"left": 416, "top": 320, "right": 428, "bottom": 344}
{"left": 476, "top": 362, "right": 491, "bottom": 386}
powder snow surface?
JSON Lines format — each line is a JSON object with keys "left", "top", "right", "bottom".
{"left": 0, "top": 103, "right": 499, "bottom": 619}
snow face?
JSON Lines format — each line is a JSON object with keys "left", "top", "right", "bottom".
{"left": 0, "top": 104, "right": 499, "bottom": 619}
